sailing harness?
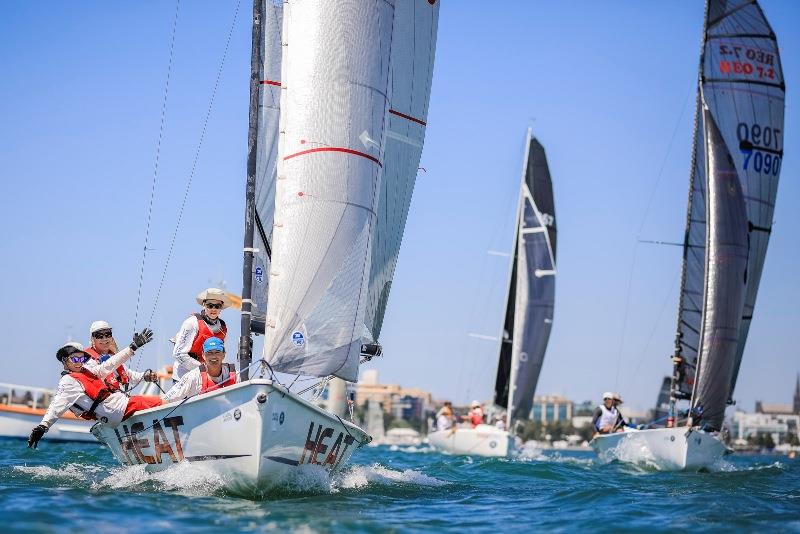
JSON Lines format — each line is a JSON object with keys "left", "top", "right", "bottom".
{"left": 67, "top": 369, "right": 114, "bottom": 421}
{"left": 84, "top": 346, "right": 131, "bottom": 393}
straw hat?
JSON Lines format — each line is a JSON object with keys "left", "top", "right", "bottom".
{"left": 196, "top": 288, "right": 232, "bottom": 309}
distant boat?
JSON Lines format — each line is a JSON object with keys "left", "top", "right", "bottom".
{"left": 593, "top": 0, "right": 786, "bottom": 470}
{"left": 93, "top": 0, "right": 440, "bottom": 493}
{"left": 0, "top": 383, "right": 95, "bottom": 443}
{"left": 429, "top": 129, "right": 557, "bottom": 457}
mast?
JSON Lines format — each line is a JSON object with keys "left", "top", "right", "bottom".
{"left": 238, "top": 0, "right": 263, "bottom": 380}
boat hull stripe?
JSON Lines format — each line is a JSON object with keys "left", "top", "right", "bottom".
{"left": 266, "top": 455, "right": 300, "bottom": 466}
{"left": 184, "top": 454, "right": 252, "bottom": 462}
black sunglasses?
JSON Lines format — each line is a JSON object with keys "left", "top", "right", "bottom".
{"left": 204, "top": 302, "right": 223, "bottom": 309}
{"left": 92, "top": 331, "right": 113, "bottom": 339}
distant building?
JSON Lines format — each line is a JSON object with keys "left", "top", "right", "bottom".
{"left": 530, "top": 395, "right": 573, "bottom": 424}
{"left": 730, "top": 411, "right": 799, "bottom": 445}
{"left": 354, "top": 370, "right": 432, "bottom": 420}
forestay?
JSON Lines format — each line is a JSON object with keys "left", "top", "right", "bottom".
{"left": 364, "top": 0, "right": 440, "bottom": 340}
{"left": 690, "top": 108, "right": 749, "bottom": 431}
{"left": 250, "top": 0, "right": 283, "bottom": 334}
{"left": 495, "top": 131, "right": 557, "bottom": 422}
{"left": 673, "top": 0, "right": 785, "bottom": 402}
{"left": 264, "top": 0, "right": 395, "bottom": 382}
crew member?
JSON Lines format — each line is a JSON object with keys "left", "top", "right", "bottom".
{"left": 84, "top": 320, "right": 156, "bottom": 391}
{"left": 592, "top": 391, "right": 623, "bottom": 434}
{"left": 163, "top": 337, "right": 237, "bottom": 402}
{"left": 612, "top": 392, "right": 628, "bottom": 430}
{"left": 172, "top": 288, "right": 231, "bottom": 382}
{"left": 27, "top": 330, "right": 160, "bottom": 448}
{"left": 436, "top": 401, "right": 455, "bottom": 431}
{"left": 494, "top": 414, "right": 508, "bottom": 431}
{"left": 465, "top": 400, "right": 484, "bottom": 428}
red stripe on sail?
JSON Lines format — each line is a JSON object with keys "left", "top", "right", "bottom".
{"left": 389, "top": 109, "right": 426, "bottom": 126}
{"left": 260, "top": 80, "right": 281, "bottom": 86}
{"left": 283, "top": 147, "right": 382, "bottom": 167}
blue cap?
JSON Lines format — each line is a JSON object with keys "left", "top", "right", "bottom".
{"left": 203, "top": 337, "right": 225, "bottom": 353}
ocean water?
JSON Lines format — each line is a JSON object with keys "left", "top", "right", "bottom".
{"left": 2, "top": 438, "right": 799, "bottom": 533}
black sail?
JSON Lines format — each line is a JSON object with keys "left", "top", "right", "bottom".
{"left": 690, "top": 107, "right": 749, "bottom": 431}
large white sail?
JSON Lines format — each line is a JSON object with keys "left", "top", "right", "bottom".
{"left": 364, "top": 0, "right": 440, "bottom": 340}
{"left": 250, "top": 0, "right": 283, "bottom": 333}
{"left": 264, "top": 0, "right": 395, "bottom": 382}
{"left": 673, "top": 0, "right": 785, "bottom": 404}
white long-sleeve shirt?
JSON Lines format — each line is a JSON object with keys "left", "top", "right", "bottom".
{"left": 172, "top": 315, "right": 225, "bottom": 381}
{"left": 39, "top": 347, "right": 136, "bottom": 428}
{"left": 162, "top": 365, "right": 235, "bottom": 403}
{"left": 86, "top": 344, "right": 146, "bottom": 390}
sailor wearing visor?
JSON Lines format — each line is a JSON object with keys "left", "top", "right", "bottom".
{"left": 171, "top": 288, "right": 231, "bottom": 382}
{"left": 27, "top": 330, "right": 162, "bottom": 448}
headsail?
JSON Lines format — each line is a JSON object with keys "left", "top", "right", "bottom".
{"left": 673, "top": 0, "right": 785, "bottom": 403}
{"left": 264, "top": 0, "right": 395, "bottom": 382}
{"left": 250, "top": 0, "right": 283, "bottom": 334}
{"left": 690, "top": 107, "right": 749, "bottom": 431}
{"left": 494, "top": 131, "right": 557, "bottom": 422}
{"left": 364, "top": 0, "right": 440, "bottom": 340}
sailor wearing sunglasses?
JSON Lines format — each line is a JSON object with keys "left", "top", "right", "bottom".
{"left": 84, "top": 320, "right": 158, "bottom": 392}
{"left": 27, "top": 330, "right": 162, "bottom": 449}
{"left": 171, "top": 288, "right": 231, "bottom": 382}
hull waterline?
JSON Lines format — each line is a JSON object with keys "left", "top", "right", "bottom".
{"left": 92, "top": 379, "right": 371, "bottom": 493}
{"left": 591, "top": 427, "right": 728, "bottom": 470}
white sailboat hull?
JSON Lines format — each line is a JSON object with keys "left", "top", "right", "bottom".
{"left": 91, "top": 379, "right": 370, "bottom": 494}
{"left": 0, "top": 407, "right": 96, "bottom": 443}
{"left": 590, "top": 427, "right": 728, "bottom": 470}
{"left": 428, "top": 425, "right": 515, "bottom": 458}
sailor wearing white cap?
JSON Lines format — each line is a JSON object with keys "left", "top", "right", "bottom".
{"left": 592, "top": 391, "right": 622, "bottom": 434}
{"left": 84, "top": 320, "right": 157, "bottom": 391}
{"left": 171, "top": 288, "right": 231, "bottom": 382}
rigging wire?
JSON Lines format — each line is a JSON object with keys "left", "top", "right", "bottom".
{"left": 133, "top": 0, "right": 181, "bottom": 336}
{"left": 613, "top": 83, "right": 694, "bottom": 390}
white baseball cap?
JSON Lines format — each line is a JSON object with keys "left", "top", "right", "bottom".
{"left": 602, "top": 391, "right": 614, "bottom": 400}
{"left": 90, "top": 321, "right": 112, "bottom": 335}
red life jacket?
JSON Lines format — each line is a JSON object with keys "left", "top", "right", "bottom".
{"left": 188, "top": 313, "right": 227, "bottom": 363}
{"left": 199, "top": 363, "right": 237, "bottom": 393}
{"left": 470, "top": 409, "right": 484, "bottom": 428}
{"left": 84, "top": 345, "right": 129, "bottom": 391}
{"left": 69, "top": 369, "right": 113, "bottom": 420}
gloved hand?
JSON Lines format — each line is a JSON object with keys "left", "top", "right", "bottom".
{"left": 28, "top": 424, "right": 47, "bottom": 449}
{"left": 129, "top": 328, "right": 154, "bottom": 351}
{"left": 144, "top": 369, "right": 159, "bottom": 383}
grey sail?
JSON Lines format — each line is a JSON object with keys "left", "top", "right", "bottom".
{"left": 702, "top": 0, "right": 786, "bottom": 401}
{"left": 494, "top": 132, "right": 557, "bottom": 423}
{"left": 672, "top": 0, "right": 785, "bottom": 403}
{"left": 364, "top": 0, "right": 440, "bottom": 340}
{"left": 690, "top": 107, "right": 749, "bottom": 431}
{"left": 250, "top": 0, "right": 283, "bottom": 334}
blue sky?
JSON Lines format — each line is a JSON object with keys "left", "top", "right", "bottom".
{"left": 2, "top": 1, "right": 798, "bottom": 414}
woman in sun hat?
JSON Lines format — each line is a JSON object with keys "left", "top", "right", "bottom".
{"left": 171, "top": 288, "right": 232, "bottom": 382}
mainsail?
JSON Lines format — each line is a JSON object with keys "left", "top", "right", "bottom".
{"left": 494, "top": 131, "right": 557, "bottom": 422}
{"left": 250, "top": 0, "right": 283, "bottom": 334}
{"left": 264, "top": 0, "right": 395, "bottom": 382}
{"left": 673, "top": 0, "right": 785, "bottom": 406}
{"left": 364, "top": 0, "right": 440, "bottom": 340}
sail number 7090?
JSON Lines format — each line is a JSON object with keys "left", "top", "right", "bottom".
{"left": 737, "top": 122, "right": 781, "bottom": 176}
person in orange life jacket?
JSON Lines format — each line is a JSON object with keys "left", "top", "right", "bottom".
{"left": 171, "top": 288, "right": 231, "bottom": 382}
{"left": 27, "top": 330, "right": 161, "bottom": 449}
{"left": 85, "top": 320, "right": 158, "bottom": 392}
{"left": 162, "top": 337, "right": 236, "bottom": 402}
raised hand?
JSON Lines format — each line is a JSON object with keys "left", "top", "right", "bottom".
{"left": 130, "top": 328, "right": 154, "bottom": 351}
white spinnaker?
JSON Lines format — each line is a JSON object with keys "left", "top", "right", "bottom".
{"left": 264, "top": 0, "right": 395, "bottom": 382}
{"left": 251, "top": 0, "right": 283, "bottom": 332}
{"left": 365, "top": 0, "right": 440, "bottom": 339}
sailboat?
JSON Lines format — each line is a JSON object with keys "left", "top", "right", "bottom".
{"left": 428, "top": 129, "right": 557, "bottom": 457}
{"left": 592, "top": 0, "right": 786, "bottom": 470}
{"left": 92, "top": 0, "right": 439, "bottom": 493}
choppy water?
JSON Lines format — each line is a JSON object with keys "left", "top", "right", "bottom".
{"left": 2, "top": 438, "right": 799, "bottom": 533}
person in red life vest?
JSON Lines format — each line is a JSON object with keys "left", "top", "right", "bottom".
{"left": 27, "top": 330, "right": 161, "bottom": 449}
{"left": 464, "top": 400, "right": 485, "bottom": 428}
{"left": 84, "top": 320, "right": 158, "bottom": 392}
{"left": 171, "top": 288, "right": 231, "bottom": 383}
{"left": 162, "top": 337, "right": 237, "bottom": 402}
